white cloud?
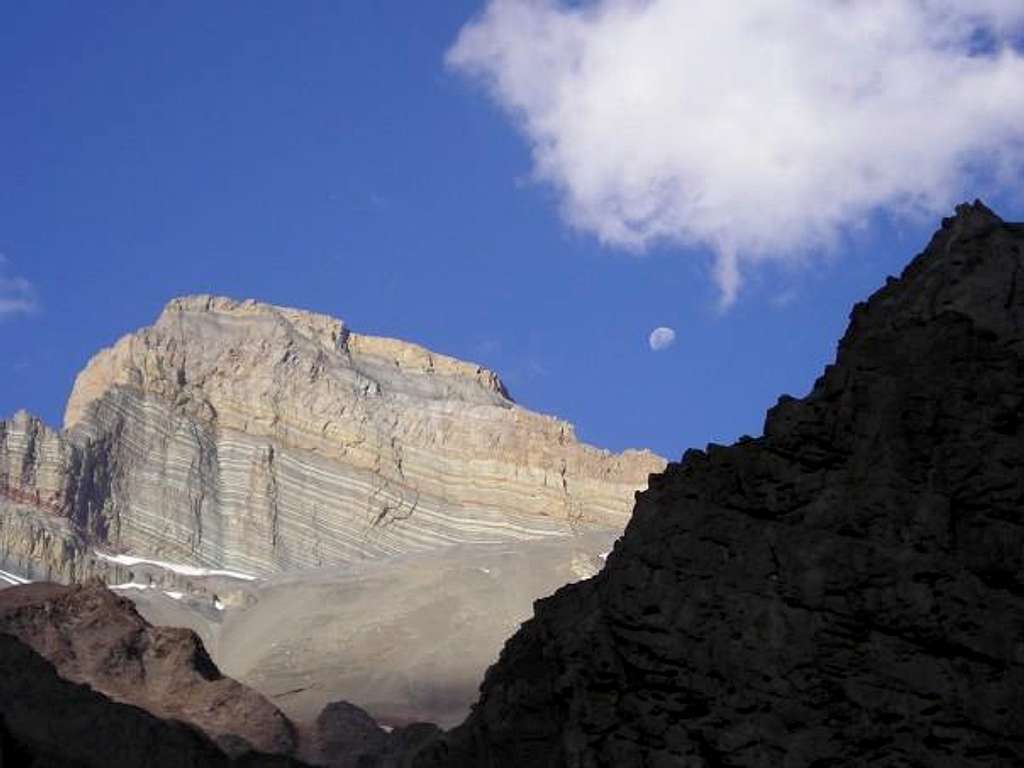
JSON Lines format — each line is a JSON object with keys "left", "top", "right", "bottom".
{"left": 648, "top": 326, "right": 675, "bottom": 351}
{"left": 0, "top": 256, "right": 38, "bottom": 319}
{"left": 449, "top": 0, "right": 1024, "bottom": 305}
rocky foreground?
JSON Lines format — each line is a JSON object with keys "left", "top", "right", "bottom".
{"left": 0, "top": 633, "right": 302, "bottom": 768}
{"left": 0, "top": 581, "right": 296, "bottom": 756}
{"left": 0, "top": 580, "right": 438, "bottom": 767}
{"left": 416, "top": 203, "right": 1024, "bottom": 766}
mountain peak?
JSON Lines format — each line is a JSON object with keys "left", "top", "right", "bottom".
{"left": 836, "top": 200, "right": 1021, "bottom": 362}
{"left": 3, "top": 293, "right": 664, "bottom": 587}
{"left": 157, "top": 294, "right": 512, "bottom": 399}
{"left": 418, "top": 205, "right": 1024, "bottom": 767}
{"left": 944, "top": 197, "right": 1002, "bottom": 229}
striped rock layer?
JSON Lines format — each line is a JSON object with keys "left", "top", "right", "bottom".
{"left": 1, "top": 296, "right": 664, "bottom": 581}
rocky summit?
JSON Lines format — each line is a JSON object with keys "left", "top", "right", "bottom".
{"left": 0, "top": 296, "right": 663, "bottom": 583}
{"left": 417, "top": 203, "right": 1024, "bottom": 767}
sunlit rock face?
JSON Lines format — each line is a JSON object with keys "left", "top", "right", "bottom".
{"left": 0, "top": 411, "right": 114, "bottom": 583}
{"left": 0, "top": 295, "right": 664, "bottom": 580}
{"left": 417, "top": 204, "right": 1024, "bottom": 767}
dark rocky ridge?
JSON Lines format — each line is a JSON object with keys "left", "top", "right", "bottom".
{"left": 0, "top": 633, "right": 306, "bottom": 767}
{"left": 0, "top": 579, "right": 441, "bottom": 767}
{"left": 417, "top": 203, "right": 1024, "bottom": 767}
{"left": 309, "top": 701, "right": 441, "bottom": 768}
{"left": 0, "top": 580, "right": 297, "bottom": 756}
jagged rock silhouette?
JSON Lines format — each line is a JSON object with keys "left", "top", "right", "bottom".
{"left": 417, "top": 203, "right": 1024, "bottom": 767}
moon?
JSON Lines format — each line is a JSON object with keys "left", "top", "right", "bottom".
{"left": 648, "top": 326, "right": 676, "bottom": 352}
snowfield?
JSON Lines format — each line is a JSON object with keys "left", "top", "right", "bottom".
{"left": 110, "top": 582, "right": 186, "bottom": 601}
{"left": 95, "top": 551, "right": 257, "bottom": 581}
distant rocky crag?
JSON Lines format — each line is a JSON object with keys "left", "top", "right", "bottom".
{"left": 0, "top": 296, "right": 663, "bottom": 585}
{"left": 418, "top": 204, "right": 1024, "bottom": 766}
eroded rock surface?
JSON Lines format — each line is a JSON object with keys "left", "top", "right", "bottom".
{"left": 0, "top": 411, "right": 115, "bottom": 583}
{"left": 0, "top": 580, "right": 296, "bottom": 756}
{"left": 305, "top": 701, "right": 441, "bottom": 768}
{"left": 418, "top": 204, "right": 1024, "bottom": 767}
{"left": 0, "top": 579, "right": 447, "bottom": 766}
{"left": 0, "top": 297, "right": 663, "bottom": 581}
{"left": 0, "top": 633, "right": 307, "bottom": 768}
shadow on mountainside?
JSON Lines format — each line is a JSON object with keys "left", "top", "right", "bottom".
{"left": 415, "top": 205, "right": 1024, "bottom": 766}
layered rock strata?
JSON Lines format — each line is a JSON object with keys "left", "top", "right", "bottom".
{"left": 418, "top": 204, "right": 1024, "bottom": 767}
{"left": 0, "top": 411, "right": 111, "bottom": 582}
{"left": 0, "top": 297, "right": 663, "bottom": 580}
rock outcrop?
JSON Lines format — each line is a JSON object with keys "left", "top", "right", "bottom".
{"left": 0, "top": 579, "right": 450, "bottom": 767}
{"left": 0, "top": 580, "right": 296, "bottom": 756}
{"left": 305, "top": 701, "right": 440, "bottom": 768}
{"left": 417, "top": 203, "right": 1024, "bottom": 767}
{"left": 0, "top": 633, "right": 307, "bottom": 768}
{"left": 0, "top": 411, "right": 111, "bottom": 583}
{"left": 0, "top": 297, "right": 663, "bottom": 581}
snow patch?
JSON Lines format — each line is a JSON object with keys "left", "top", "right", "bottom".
{"left": 111, "top": 583, "right": 187, "bottom": 601}
{"left": 110, "top": 583, "right": 151, "bottom": 593}
{"left": 0, "top": 569, "right": 30, "bottom": 585}
{"left": 96, "top": 551, "right": 257, "bottom": 581}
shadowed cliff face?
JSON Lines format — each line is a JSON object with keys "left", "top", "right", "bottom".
{"left": 417, "top": 203, "right": 1024, "bottom": 767}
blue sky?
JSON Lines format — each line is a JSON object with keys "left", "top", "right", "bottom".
{"left": 3, "top": 2, "right": 1023, "bottom": 460}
